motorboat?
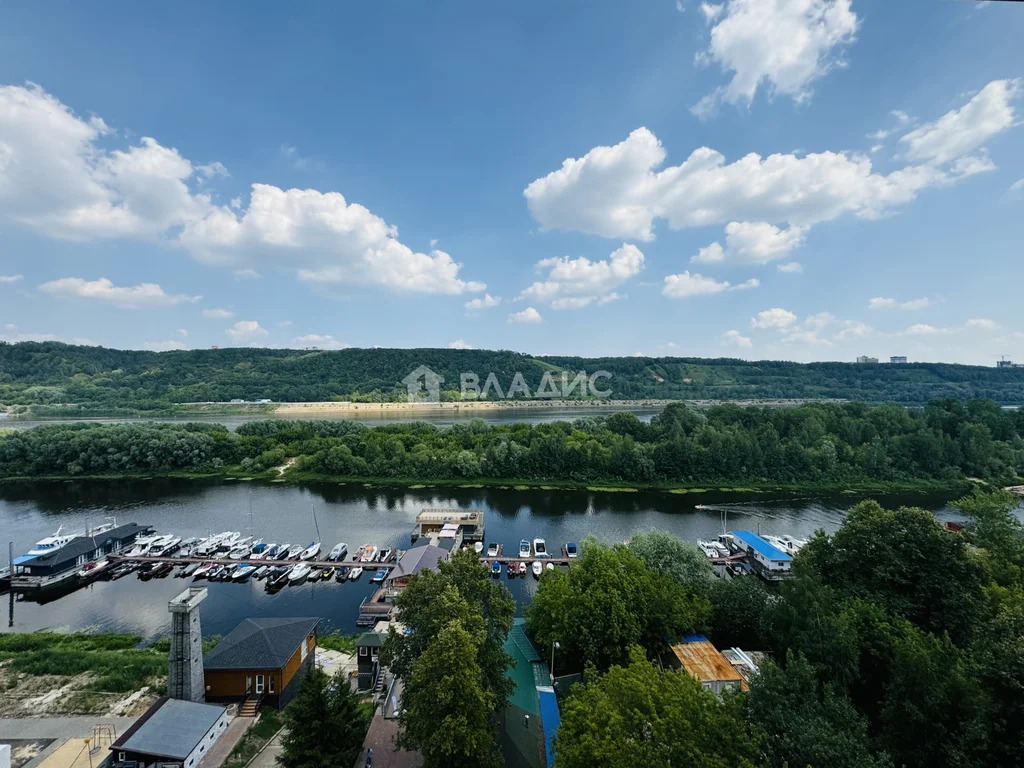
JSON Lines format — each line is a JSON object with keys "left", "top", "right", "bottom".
{"left": 518, "top": 561, "right": 527, "bottom": 576}
{"left": 249, "top": 542, "right": 269, "bottom": 559}
{"left": 253, "top": 565, "right": 269, "bottom": 580}
{"left": 150, "top": 537, "right": 182, "bottom": 557}
{"left": 286, "top": 543, "right": 306, "bottom": 559}
{"left": 780, "top": 535, "right": 808, "bottom": 553}
{"left": 328, "top": 543, "right": 348, "bottom": 561}
{"left": 299, "top": 541, "right": 322, "bottom": 561}
{"left": 289, "top": 563, "right": 312, "bottom": 584}
{"left": 697, "top": 540, "right": 720, "bottom": 558}
{"left": 359, "top": 546, "right": 378, "bottom": 563}
{"left": 206, "top": 564, "right": 224, "bottom": 581}
{"left": 379, "top": 548, "right": 393, "bottom": 563}
{"left": 322, "top": 566, "right": 336, "bottom": 581}
{"left": 349, "top": 566, "right": 364, "bottom": 580}
{"left": 262, "top": 543, "right": 279, "bottom": 560}
{"left": 564, "top": 542, "right": 578, "bottom": 558}
{"left": 193, "top": 562, "right": 216, "bottom": 579}
{"left": 533, "top": 538, "right": 547, "bottom": 558}
{"left": 545, "top": 562, "right": 555, "bottom": 572}
{"left": 491, "top": 561, "right": 501, "bottom": 577}
{"left": 507, "top": 561, "right": 515, "bottom": 577}
{"left": 233, "top": 564, "right": 258, "bottom": 581}
{"left": 213, "top": 532, "right": 241, "bottom": 554}
{"left": 371, "top": 568, "right": 389, "bottom": 582}
{"left": 110, "top": 562, "right": 138, "bottom": 580}
{"left": 531, "top": 561, "right": 543, "bottom": 578}
{"left": 519, "top": 539, "right": 531, "bottom": 558}
{"left": 474, "top": 542, "right": 484, "bottom": 554}
{"left": 267, "top": 566, "right": 291, "bottom": 591}
{"left": 486, "top": 542, "right": 500, "bottom": 558}
{"left": 127, "top": 534, "right": 166, "bottom": 558}
{"left": 336, "top": 566, "right": 350, "bottom": 582}
{"left": 26, "top": 518, "right": 118, "bottom": 557}
{"left": 77, "top": 559, "right": 110, "bottom": 579}
{"left": 152, "top": 562, "right": 174, "bottom": 578}
{"left": 227, "top": 537, "right": 255, "bottom": 560}
{"left": 182, "top": 562, "right": 201, "bottom": 578}
{"left": 275, "top": 543, "right": 292, "bottom": 560}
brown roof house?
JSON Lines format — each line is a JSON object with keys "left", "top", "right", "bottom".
{"left": 203, "top": 617, "right": 319, "bottom": 709}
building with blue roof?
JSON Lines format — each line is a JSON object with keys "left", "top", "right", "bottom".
{"left": 500, "top": 619, "right": 561, "bottom": 768}
{"left": 731, "top": 530, "right": 793, "bottom": 580}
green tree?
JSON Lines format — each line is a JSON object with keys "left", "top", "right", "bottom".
{"left": 399, "top": 618, "right": 500, "bottom": 768}
{"left": 707, "top": 575, "right": 773, "bottom": 649}
{"left": 627, "top": 529, "right": 714, "bottom": 593}
{"left": 279, "top": 667, "right": 369, "bottom": 768}
{"left": 526, "top": 539, "right": 709, "bottom": 671}
{"left": 554, "top": 646, "right": 757, "bottom": 768}
{"left": 953, "top": 487, "right": 1024, "bottom": 585}
{"left": 747, "top": 652, "right": 891, "bottom": 768}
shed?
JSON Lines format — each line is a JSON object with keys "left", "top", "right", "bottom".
{"left": 110, "top": 696, "right": 228, "bottom": 768}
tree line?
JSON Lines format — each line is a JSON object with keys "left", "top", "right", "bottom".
{"left": 3, "top": 341, "right": 1024, "bottom": 414}
{"left": 2, "top": 399, "right": 1022, "bottom": 487}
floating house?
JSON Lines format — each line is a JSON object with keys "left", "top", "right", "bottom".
{"left": 411, "top": 508, "right": 484, "bottom": 544}
{"left": 358, "top": 540, "right": 451, "bottom": 627}
{"left": 110, "top": 696, "right": 229, "bottom": 768}
{"left": 11, "top": 522, "right": 152, "bottom": 592}
{"left": 730, "top": 530, "right": 793, "bottom": 580}
{"left": 203, "top": 617, "right": 319, "bottom": 710}
{"left": 499, "top": 619, "right": 561, "bottom": 768}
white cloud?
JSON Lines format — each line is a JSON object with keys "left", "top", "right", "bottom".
{"left": 203, "top": 308, "right": 234, "bottom": 319}
{"left": 751, "top": 307, "right": 797, "bottom": 329}
{"left": 176, "top": 329, "right": 188, "bottom": 337}
{"left": 524, "top": 125, "right": 982, "bottom": 244}
{"left": 965, "top": 317, "right": 998, "bottom": 330}
{"left": 142, "top": 339, "right": 188, "bottom": 352}
{"left": 834, "top": 319, "right": 872, "bottom": 340}
{"left": 692, "top": 221, "right": 806, "bottom": 265}
{"left": 723, "top": 329, "right": 752, "bottom": 348}
{"left": 868, "top": 296, "right": 932, "bottom": 311}
{"left": 0, "top": 83, "right": 484, "bottom": 296}
{"left": 233, "top": 268, "right": 261, "bottom": 280}
{"left": 867, "top": 129, "right": 889, "bottom": 141}
{"left": 447, "top": 339, "right": 473, "bottom": 350}
{"left": 662, "top": 271, "right": 759, "bottom": 298}
{"left": 777, "top": 261, "right": 803, "bottom": 273}
{"left": 900, "top": 79, "right": 1021, "bottom": 165}
{"left": 508, "top": 307, "right": 543, "bottom": 324}
{"left": 692, "top": 0, "right": 858, "bottom": 117}
{"left": 196, "top": 161, "right": 229, "bottom": 180}
{"left": 465, "top": 293, "right": 501, "bottom": 311}
{"left": 290, "top": 333, "right": 348, "bottom": 350}
{"left": 891, "top": 109, "right": 913, "bottom": 125}
{"left": 38, "top": 277, "right": 200, "bottom": 309}
{"left": 280, "top": 144, "right": 317, "bottom": 170}
{"left": 700, "top": 2, "right": 724, "bottom": 22}
{"left": 904, "top": 323, "right": 943, "bottom": 336}
{"left": 0, "top": 274, "right": 23, "bottom": 283}
{"left": 521, "top": 243, "right": 644, "bottom": 309}
{"left": 227, "top": 320, "right": 269, "bottom": 344}
{"left": 1010, "top": 178, "right": 1024, "bottom": 194}
{"left": 0, "top": 328, "right": 95, "bottom": 345}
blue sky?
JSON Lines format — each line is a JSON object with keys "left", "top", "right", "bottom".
{"left": 0, "top": 0, "right": 1021, "bottom": 364}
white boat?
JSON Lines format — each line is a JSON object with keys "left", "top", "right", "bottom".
{"left": 486, "top": 542, "right": 500, "bottom": 557}
{"left": 533, "top": 538, "right": 547, "bottom": 558}
{"left": 519, "top": 539, "right": 531, "bottom": 558}
{"left": 379, "top": 548, "right": 393, "bottom": 562}
{"left": 77, "top": 559, "right": 110, "bottom": 579}
{"left": 149, "top": 537, "right": 181, "bottom": 557}
{"left": 227, "top": 537, "right": 255, "bottom": 560}
{"left": 359, "top": 546, "right": 378, "bottom": 563}
{"left": 274, "top": 543, "right": 292, "bottom": 561}
{"left": 233, "top": 564, "right": 258, "bottom": 581}
{"left": 260, "top": 543, "right": 279, "bottom": 560}
{"left": 193, "top": 562, "right": 216, "bottom": 579}
{"left": 194, "top": 532, "right": 229, "bottom": 556}
{"left": 289, "top": 563, "right": 312, "bottom": 583}
{"left": 26, "top": 518, "right": 118, "bottom": 557}
{"left": 564, "top": 542, "right": 579, "bottom": 559}
{"left": 299, "top": 541, "right": 322, "bottom": 561}
{"left": 253, "top": 565, "right": 269, "bottom": 580}
{"left": 126, "top": 535, "right": 161, "bottom": 558}
{"left": 328, "top": 543, "right": 348, "bottom": 561}
{"left": 286, "top": 543, "right": 305, "bottom": 559}
{"left": 348, "top": 566, "right": 364, "bottom": 580}
{"left": 696, "top": 539, "right": 720, "bottom": 558}
{"left": 781, "top": 535, "right": 808, "bottom": 553}
{"left": 531, "top": 561, "right": 543, "bottom": 578}
{"left": 545, "top": 562, "right": 555, "bottom": 572}
{"left": 473, "top": 541, "right": 484, "bottom": 554}
{"left": 214, "top": 532, "right": 241, "bottom": 553}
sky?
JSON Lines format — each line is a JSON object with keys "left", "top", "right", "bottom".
{"left": 0, "top": 0, "right": 1022, "bottom": 365}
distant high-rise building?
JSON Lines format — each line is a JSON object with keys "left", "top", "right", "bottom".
{"left": 998, "top": 358, "right": 1015, "bottom": 368}
{"left": 890, "top": 356, "right": 908, "bottom": 364}
{"left": 856, "top": 356, "right": 879, "bottom": 364}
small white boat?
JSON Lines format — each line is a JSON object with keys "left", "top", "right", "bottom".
{"left": 193, "top": 562, "right": 216, "bottom": 579}
{"left": 697, "top": 539, "right": 720, "bottom": 558}
{"left": 531, "top": 561, "right": 543, "bottom": 578}
{"left": 286, "top": 543, "right": 305, "bottom": 559}
{"left": 348, "top": 566, "right": 364, "bottom": 580}
{"left": 289, "top": 563, "right": 312, "bottom": 583}
{"left": 78, "top": 559, "right": 110, "bottom": 579}
{"left": 328, "top": 543, "right": 348, "bottom": 561}
{"left": 781, "top": 535, "right": 808, "bottom": 553}
{"left": 299, "top": 541, "right": 322, "bottom": 561}
{"left": 227, "top": 537, "right": 255, "bottom": 560}
{"left": 545, "top": 562, "right": 555, "bottom": 572}
{"left": 564, "top": 542, "right": 579, "bottom": 559}
{"left": 359, "top": 546, "right": 378, "bottom": 563}
{"left": 486, "top": 542, "right": 500, "bottom": 558}
{"left": 233, "top": 564, "right": 258, "bottom": 581}
{"left": 150, "top": 537, "right": 182, "bottom": 557}
{"left": 533, "top": 538, "right": 547, "bottom": 558}
{"left": 253, "top": 565, "right": 269, "bottom": 580}
{"left": 275, "top": 543, "right": 292, "bottom": 560}
{"left": 379, "top": 548, "right": 393, "bottom": 562}
{"left": 473, "top": 541, "right": 484, "bottom": 554}
{"left": 126, "top": 535, "right": 161, "bottom": 558}
{"left": 519, "top": 539, "right": 531, "bottom": 558}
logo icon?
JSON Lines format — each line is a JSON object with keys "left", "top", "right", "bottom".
{"left": 402, "top": 365, "right": 444, "bottom": 403}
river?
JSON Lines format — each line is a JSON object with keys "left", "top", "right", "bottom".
{"left": 0, "top": 479, "right": 989, "bottom": 641}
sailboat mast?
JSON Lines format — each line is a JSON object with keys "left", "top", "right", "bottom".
{"left": 311, "top": 502, "right": 322, "bottom": 542}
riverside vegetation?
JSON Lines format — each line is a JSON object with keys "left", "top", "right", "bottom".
{"left": 3, "top": 342, "right": 1024, "bottom": 416}
{"left": 0, "top": 399, "right": 1021, "bottom": 490}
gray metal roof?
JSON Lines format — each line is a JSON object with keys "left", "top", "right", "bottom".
{"left": 114, "top": 697, "right": 226, "bottom": 760}
{"left": 389, "top": 544, "right": 447, "bottom": 580}
{"left": 19, "top": 523, "right": 151, "bottom": 567}
{"left": 204, "top": 617, "right": 320, "bottom": 671}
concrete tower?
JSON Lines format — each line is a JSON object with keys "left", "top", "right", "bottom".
{"left": 168, "top": 587, "right": 208, "bottom": 701}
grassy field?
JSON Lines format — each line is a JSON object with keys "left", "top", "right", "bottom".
{"left": 222, "top": 707, "right": 284, "bottom": 768}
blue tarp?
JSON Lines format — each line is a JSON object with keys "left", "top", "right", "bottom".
{"left": 731, "top": 530, "right": 792, "bottom": 562}
{"left": 538, "top": 687, "right": 561, "bottom": 768}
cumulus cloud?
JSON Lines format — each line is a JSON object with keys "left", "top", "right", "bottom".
{"left": 520, "top": 243, "right": 644, "bottom": 309}
{"left": 662, "top": 271, "right": 759, "bottom": 298}
{"left": 0, "top": 274, "right": 23, "bottom": 283}
{"left": 692, "top": 0, "right": 858, "bottom": 117}
{"left": 692, "top": 221, "right": 806, "bottom": 265}
{"left": 751, "top": 307, "right": 798, "bottom": 329}
{"left": 290, "top": 333, "right": 348, "bottom": 349}
{"left": 38, "top": 277, "right": 200, "bottom": 309}
{"left": 142, "top": 339, "right": 188, "bottom": 352}
{"left": 508, "top": 307, "right": 543, "bottom": 324}
{"left": 723, "top": 329, "right": 752, "bottom": 348}
{"left": 465, "top": 293, "right": 501, "bottom": 311}
{"left": 777, "top": 261, "right": 803, "bottom": 273}
{"left": 900, "top": 79, "right": 1020, "bottom": 165}
{"left": 868, "top": 296, "right": 931, "bottom": 311}
{"left": 904, "top": 323, "right": 943, "bottom": 336}
{"left": 0, "top": 83, "right": 484, "bottom": 296}
{"left": 447, "top": 339, "right": 473, "bottom": 349}
{"left": 902, "top": 318, "right": 1000, "bottom": 336}
{"left": 202, "top": 308, "right": 234, "bottom": 319}
{"left": 226, "top": 320, "right": 269, "bottom": 344}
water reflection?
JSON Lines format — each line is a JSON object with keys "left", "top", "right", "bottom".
{"left": 0, "top": 479, "right": 986, "bottom": 639}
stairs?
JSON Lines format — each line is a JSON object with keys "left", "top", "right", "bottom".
{"left": 239, "top": 694, "right": 262, "bottom": 717}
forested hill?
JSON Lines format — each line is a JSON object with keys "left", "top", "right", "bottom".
{"left": 1, "top": 341, "right": 1023, "bottom": 412}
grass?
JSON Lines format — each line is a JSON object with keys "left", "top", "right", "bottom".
{"left": 318, "top": 632, "right": 359, "bottom": 654}
{"left": 221, "top": 707, "right": 284, "bottom": 768}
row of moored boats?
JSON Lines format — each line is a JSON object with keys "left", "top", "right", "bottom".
{"left": 695, "top": 533, "right": 808, "bottom": 558}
